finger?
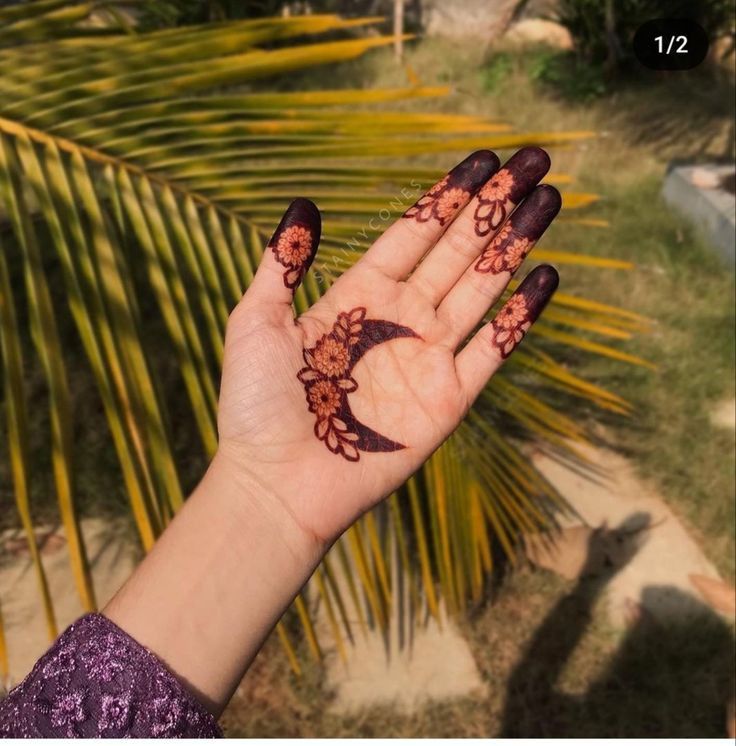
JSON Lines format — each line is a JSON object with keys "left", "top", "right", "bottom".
{"left": 247, "top": 198, "right": 321, "bottom": 308}
{"left": 408, "top": 146, "right": 551, "bottom": 306}
{"left": 360, "top": 150, "right": 500, "bottom": 280}
{"left": 455, "top": 265, "right": 559, "bottom": 404}
{"left": 437, "top": 184, "right": 561, "bottom": 348}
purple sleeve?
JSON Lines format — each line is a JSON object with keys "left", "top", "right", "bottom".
{"left": 0, "top": 613, "right": 221, "bottom": 738}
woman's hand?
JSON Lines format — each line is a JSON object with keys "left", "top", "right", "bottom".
{"left": 105, "top": 147, "right": 562, "bottom": 713}
{"left": 217, "top": 147, "right": 561, "bottom": 547}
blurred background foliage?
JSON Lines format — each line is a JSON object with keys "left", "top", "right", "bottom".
{"left": 0, "top": 0, "right": 650, "bottom": 679}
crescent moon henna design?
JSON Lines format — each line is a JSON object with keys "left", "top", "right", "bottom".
{"left": 297, "top": 307, "right": 419, "bottom": 462}
{"left": 475, "top": 185, "right": 561, "bottom": 275}
{"left": 403, "top": 150, "right": 500, "bottom": 227}
{"left": 473, "top": 147, "right": 551, "bottom": 237}
{"left": 490, "top": 265, "right": 559, "bottom": 358}
{"left": 268, "top": 198, "right": 321, "bottom": 291}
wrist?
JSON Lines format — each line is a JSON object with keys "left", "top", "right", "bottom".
{"left": 203, "top": 445, "right": 327, "bottom": 563}
{"left": 105, "top": 447, "right": 327, "bottom": 713}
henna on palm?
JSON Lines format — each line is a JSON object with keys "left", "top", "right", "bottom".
{"left": 490, "top": 265, "right": 559, "bottom": 358}
{"left": 475, "top": 185, "right": 561, "bottom": 275}
{"left": 268, "top": 198, "right": 321, "bottom": 291}
{"left": 473, "top": 146, "right": 552, "bottom": 236}
{"left": 297, "top": 308, "right": 420, "bottom": 462}
{"left": 403, "top": 150, "right": 500, "bottom": 226}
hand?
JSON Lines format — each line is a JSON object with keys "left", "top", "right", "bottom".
{"left": 105, "top": 147, "right": 563, "bottom": 711}
{"left": 216, "top": 147, "right": 561, "bottom": 546}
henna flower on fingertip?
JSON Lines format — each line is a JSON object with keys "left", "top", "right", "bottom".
{"left": 436, "top": 187, "right": 470, "bottom": 222}
{"left": 480, "top": 168, "right": 514, "bottom": 202}
{"left": 404, "top": 151, "right": 498, "bottom": 226}
{"left": 268, "top": 198, "right": 320, "bottom": 290}
{"left": 506, "top": 237, "right": 532, "bottom": 268}
{"left": 495, "top": 294, "right": 528, "bottom": 328}
{"left": 489, "top": 265, "right": 558, "bottom": 359}
{"left": 475, "top": 218, "right": 534, "bottom": 275}
{"left": 273, "top": 225, "right": 312, "bottom": 267}
{"left": 491, "top": 294, "right": 531, "bottom": 358}
{"left": 475, "top": 168, "right": 515, "bottom": 235}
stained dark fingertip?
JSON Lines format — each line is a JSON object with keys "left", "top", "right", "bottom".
{"left": 498, "top": 147, "right": 552, "bottom": 201}
{"left": 510, "top": 146, "right": 551, "bottom": 179}
{"left": 516, "top": 264, "right": 560, "bottom": 320}
{"left": 487, "top": 262, "right": 559, "bottom": 358}
{"left": 506, "top": 184, "right": 561, "bottom": 241}
{"left": 268, "top": 197, "right": 321, "bottom": 291}
{"left": 286, "top": 197, "right": 322, "bottom": 236}
{"left": 527, "top": 263, "right": 560, "bottom": 291}
{"left": 451, "top": 149, "right": 501, "bottom": 192}
{"left": 531, "top": 183, "right": 562, "bottom": 213}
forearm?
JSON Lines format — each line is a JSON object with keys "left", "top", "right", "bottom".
{"left": 103, "top": 449, "right": 325, "bottom": 717}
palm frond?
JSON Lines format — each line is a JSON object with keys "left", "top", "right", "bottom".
{"left": 0, "top": 2, "right": 644, "bottom": 671}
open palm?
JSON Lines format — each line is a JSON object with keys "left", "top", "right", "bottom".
{"left": 217, "top": 148, "right": 562, "bottom": 544}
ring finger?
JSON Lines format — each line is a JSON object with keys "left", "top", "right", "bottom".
{"left": 437, "top": 183, "right": 562, "bottom": 349}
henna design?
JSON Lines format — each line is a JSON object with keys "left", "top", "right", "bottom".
{"left": 297, "top": 308, "right": 419, "bottom": 461}
{"left": 474, "top": 146, "right": 551, "bottom": 236}
{"left": 475, "top": 184, "right": 561, "bottom": 275}
{"left": 490, "top": 265, "right": 559, "bottom": 358}
{"left": 268, "top": 198, "right": 321, "bottom": 291}
{"left": 403, "top": 150, "right": 499, "bottom": 226}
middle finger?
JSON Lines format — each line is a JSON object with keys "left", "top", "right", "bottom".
{"left": 407, "top": 147, "right": 551, "bottom": 307}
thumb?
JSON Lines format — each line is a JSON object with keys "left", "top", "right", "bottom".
{"left": 247, "top": 197, "right": 321, "bottom": 308}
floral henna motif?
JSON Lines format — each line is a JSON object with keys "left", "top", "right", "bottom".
{"left": 404, "top": 150, "right": 500, "bottom": 226}
{"left": 490, "top": 265, "right": 559, "bottom": 358}
{"left": 475, "top": 168, "right": 515, "bottom": 236}
{"left": 297, "top": 308, "right": 419, "bottom": 462}
{"left": 474, "top": 146, "right": 551, "bottom": 236}
{"left": 268, "top": 198, "right": 321, "bottom": 291}
{"left": 475, "top": 184, "right": 562, "bottom": 275}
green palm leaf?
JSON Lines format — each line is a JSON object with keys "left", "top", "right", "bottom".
{"left": 0, "top": 2, "right": 642, "bottom": 671}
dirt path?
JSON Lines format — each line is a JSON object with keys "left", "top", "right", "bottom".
{"left": 530, "top": 442, "right": 723, "bottom": 626}
{"left": 1, "top": 444, "right": 729, "bottom": 710}
{"left": 0, "top": 518, "right": 137, "bottom": 687}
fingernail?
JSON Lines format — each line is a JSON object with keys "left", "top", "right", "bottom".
{"left": 490, "top": 264, "right": 559, "bottom": 358}
{"left": 268, "top": 198, "right": 321, "bottom": 290}
{"left": 475, "top": 185, "right": 561, "bottom": 275}
{"left": 475, "top": 146, "right": 552, "bottom": 235}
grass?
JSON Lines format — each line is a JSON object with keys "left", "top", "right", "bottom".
{"left": 0, "top": 32, "right": 734, "bottom": 738}
{"left": 291, "top": 37, "right": 736, "bottom": 578}
{"left": 221, "top": 566, "right": 734, "bottom": 737}
{"left": 220, "top": 39, "right": 736, "bottom": 736}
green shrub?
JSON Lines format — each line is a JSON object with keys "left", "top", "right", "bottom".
{"left": 555, "top": 0, "right": 735, "bottom": 71}
{"left": 528, "top": 50, "right": 608, "bottom": 102}
{"left": 480, "top": 52, "right": 515, "bottom": 92}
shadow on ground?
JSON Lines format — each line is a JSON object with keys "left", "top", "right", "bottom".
{"left": 501, "top": 514, "right": 735, "bottom": 737}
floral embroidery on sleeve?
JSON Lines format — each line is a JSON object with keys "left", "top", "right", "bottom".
{"left": 0, "top": 614, "right": 220, "bottom": 738}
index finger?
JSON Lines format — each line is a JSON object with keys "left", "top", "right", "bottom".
{"left": 359, "top": 150, "right": 500, "bottom": 280}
